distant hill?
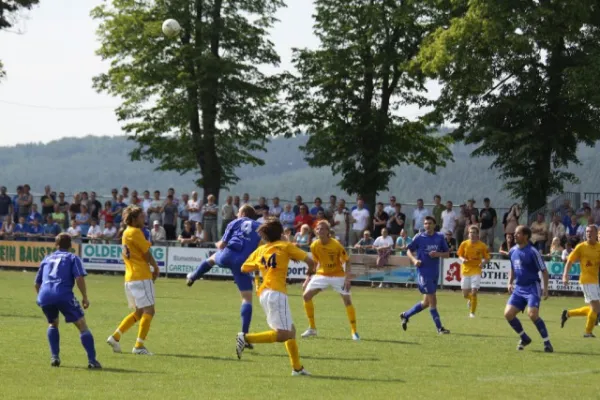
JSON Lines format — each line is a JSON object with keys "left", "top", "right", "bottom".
{"left": 1, "top": 134, "right": 599, "bottom": 209}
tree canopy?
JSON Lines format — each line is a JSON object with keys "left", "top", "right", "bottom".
{"left": 92, "top": 0, "right": 287, "bottom": 201}
{"left": 0, "top": 0, "right": 39, "bottom": 79}
{"left": 286, "top": 0, "right": 452, "bottom": 210}
{"left": 418, "top": 0, "right": 600, "bottom": 212}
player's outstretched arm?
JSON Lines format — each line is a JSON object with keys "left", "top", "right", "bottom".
{"left": 75, "top": 276, "right": 89, "bottom": 309}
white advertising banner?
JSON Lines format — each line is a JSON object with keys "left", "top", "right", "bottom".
{"left": 441, "top": 257, "right": 582, "bottom": 292}
{"left": 81, "top": 243, "right": 167, "bottom": 273}
{"left": 166, "top": 247, "right": 310, "bottom": 279}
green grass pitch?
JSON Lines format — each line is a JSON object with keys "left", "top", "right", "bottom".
{"left": 1, "top": 270, "right": 599, "bottom": 399}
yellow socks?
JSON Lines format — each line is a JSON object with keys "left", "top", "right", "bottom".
{"left": 586, "top": 310, "right": 598, "bottom": 334}
{"left": 346, "top": 305, "right": 357, "bottom": 334}
{"left": 113, "top": 312, "right": 139, "bottom": 341}
{"left": 568, "top": 306, "right": 591, "bottom": 318}
{"left": 304, "top": 300, "right": 316, "bottom": 329}
{"left": 285, "top": 339, "right": 302, "bottom": 370}
{"left": 470, "top": 294, "right": 478, "bottom": 314}
{"left": 135, "top": 313, "right": 153, "bottom": 349}
{"left": 246, "top": 330, "right": 277, "bottom": 344}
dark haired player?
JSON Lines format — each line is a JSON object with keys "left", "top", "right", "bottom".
{"left": 504, "top": 225, "right": 553, "bottom": 352}
{"left": 400, "top": 216, "right": 451, "bottom": 334}
{"left": 35, "top": 233, "right": 101, "bottom": 368}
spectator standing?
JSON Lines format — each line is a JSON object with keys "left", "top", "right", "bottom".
{"left": 109, "top": 189, "right": 118, "bottom": 207}
{"left": 384, "top": 196, "right": 398, "bottom": 225}
{"left": 121, "top": 186, "right": 130, "bottom": 205}
{"left": 279, "top": 204, "right": 296, "bottom": 232}
{"left": 28, "top": 204, "right": 43, "bottom": 224}
{"left": 187, "top": 191, "right": 203, "bottom": 229}
{"left": 151, "top": 221, "right": 166, "bottom": 242}
{"left": 412, "top": 198, "right": 429, "bottom": 235}
{"left": 179, "top": 193, "right": 190, "bottom": 231}
{"left": 455, "top": 204, "right": 468, "bottom": 245}
{"left": 499, "top": 233, "right": 516, "bottom": 259}
{"left": 51, "top": 204, "right": 67, "bottom": 231}
{"left": 479, "top": 198, "right": 497, "bottom": 250}
{"left": 88, "top": 192, "right": 102, "bottom": 221}
{"left": 162, "top": 195, "right": 178, "bottom": 240}
{"left": 0, "top": 186, "right": 13, "bottom": 222}
{"left": 269, "top": 197, "right": 282, "bottom": 218}
{"left": 293, "top": 205, "right": 313, "bottom": 233}
{"left": 148, "top": 191, "right": 163, "bottom": 225}
{"left": 221, "top": 196, "right": 238, "bottom": 235}
{"left": 130, "top": 190, "right": 141, "bottom": 206}
{"left": 441, "top": 201, "right": 458, "bottom": 238}
{"left": 550, "top": 214, "right": 566, "bottom": 243}
{"left": 257, "top": 209, "right": 269, "bottom": 224}
{"left": 577, "top": 206, "right": 592, "bottom": 227}
{"left": 350, "top": 199, "right": 370, "bottom": 246}
{"left": 530, "top": 213, "right": 549, "bottom": 252}
{"left": 80, "top": 192, "right": 89, "bottom": 209}
{"left": 325, "top": 195, "right": 337, "bottom": 223}
{"left": 332, "top": 200, "right": 350, "bottom": 246}
{"left": 100, "top": 201, "right": 113, "bottom": 228}
{"left": 40, "top": 185, "right": 56, "bottom": 220}
{"left": 202, "top": 194, "right": 219, "bottom": 242}
{"left": 293, "top": 195, "right": 305, "bottom": 216}
{"left": 464, "top": 214, "right": 480, "bottom": 240}
{"left": 432, "top": 195, "right": 444, "bottom": 232}
{"left": 254, "top": 197, "right": 269, "bottom": 214}
{"left": 57, "top": 193, "right": 70, "bottom": 230}
{"left": 76, "top": 205, "right": 91, "bottom": 237}
{"left": 395, "top": 229, "right": 412, "bottom": 255}
{"left": 504, "top": 204, "right": 521, "bottom": 235}
{"left": 142, "top": 190, "right": 152, "bottom": 216}
{"left": 372, "top": 202, "right": 389, "bottom": 239}
{"left": 561, "top": 209, "right": 574, "bottom": 229}
{"left": 310, "top": 197, "right": 324, "bottom": 216}
{"left": 18, "top": 184, "right": 33, "bottom": 221}
{"left": 388, "top": 203, "right": 405, "bottom": 243}
{"left": 555, "top": 199, "right": 573, "bottom": 217}
{"left": 167, "top": 188, "right": 179, "bottom": 207}
{"left": 86, "top": 219, "right": 102, "bottom": 242}
{"left": 566, "top": 215, "right": 581, "bottom": 245}
{"left": 241, "top": 193, "right": 251, "bottom": 206}
{"left": 233, "top": 195, "right": 240, "bottom": 209}
{"left": 111, "top": 195, "right": 127, "bottom": 229}
{"left": 69, "top": 193, "right": 82, "bottom": 221}
{"left": 465, "top": 198, "right": 479, "bottom": 221}
{"left": 12, "top": 185, "right": 22, "bottom": 223}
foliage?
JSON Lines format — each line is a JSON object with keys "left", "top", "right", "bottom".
{"left": 91, "top": 0, "right": 287, "bottom": 200}
{"left": 418, "top": 0, "right": 600, "bottom": 211}
{"left": 0, "top": 0, "right": 40, "bottom": 79}
{"left": 286, "top": 0, "right": 452, "bottom": 210}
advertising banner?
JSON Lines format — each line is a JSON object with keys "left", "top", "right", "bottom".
{"left": 166, "top": 247, "right": 309, "bottom": 278}
{"left": 0, "top": 240, "right": 79, "bottom": 268}
{"left": 81, "top": 243, "right": 167, "bottom": 273}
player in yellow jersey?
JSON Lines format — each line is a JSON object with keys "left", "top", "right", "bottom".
{"left": 457, "top": 226, "right": 490, "bottom": 318}
{"left": 106, "top": 205, "right": 159, "bottom": 355}
{"left": 561, "top": 224, "right": 600, "bottom": 337}
{"left": 300, "top": 220, "right": 359, "bottom": 340}
{"left": 236, "top": 218, "right": 315, "bottom": 376}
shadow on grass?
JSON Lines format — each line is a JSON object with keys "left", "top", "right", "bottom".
{"left": 531, "top": 350, "right": 600, "bottom": 356}
{"left": 156, "top": 353, "right": 250, "bottom": 362}
{"left": 323, "top": 337, "right": 419, "bottom": 346}
{"left": 451, "top": 332, "right": 513, "bottom": 339}
{"left": 251, "top": 353, "right": 380, "bottom": 362}
{"left": 428, "top": 364, "right": 451, "bottom": 368}
{"left": 62, "top": 366, "right": 157, "bottom": 374}
{"left": 309, "top": 375, "right": 404, "bottom": 383}
{"left": 0, "top": 313, "right": 40, "bottom": 319}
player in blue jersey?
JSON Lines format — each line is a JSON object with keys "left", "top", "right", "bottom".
{"left": 186, "top": 205, "right": 261, "bottom": 343}
{"left": 34, "top": 233, "right": 101, "bottom": 368}
{"left": 504, "top": 225, "right": 553, "bottom": 352}
{"left": 400, "top": 216, "right": 451, "bottom": 334}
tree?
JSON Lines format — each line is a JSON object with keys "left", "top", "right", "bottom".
{"left": 418, "top": 0, "right": 600, "bottom": 213}
{"left": 286, "top": 0, "right": 451, "bottom": 211}
{"left": 0, "top": 0, "right": 40, "bottom": 79}
{"left": 92, "top": 0, "right": 287, "bottom": 202}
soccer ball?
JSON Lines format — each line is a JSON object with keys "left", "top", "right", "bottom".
{"left": 162, "top": 19, "right": 181, "bottom": 38}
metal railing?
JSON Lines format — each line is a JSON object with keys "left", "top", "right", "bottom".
{"left": 527, "top": 191, "right": 581, "bottom": 223}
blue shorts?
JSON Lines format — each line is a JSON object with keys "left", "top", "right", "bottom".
{"left": 215, "top": 249, "right": 253, "bottom": 292}
{"left": 40, "top": 296, "right": 84, "bottom": 324}
{"left": 508, "top": 283, "right": 542, "bottom": 311}
{"left": 417, "top": 275, "right": 437, "bottom": 294}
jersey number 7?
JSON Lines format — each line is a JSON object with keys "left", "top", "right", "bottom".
{"left": 261, "top": 254, "right": 277, "bottom": 269}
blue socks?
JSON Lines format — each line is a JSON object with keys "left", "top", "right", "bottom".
{"left": 430, "top": 308, "right": 443, "bottom": 330}
{"left": 190, "top": 260, "right": 213, "bottom": 281}
{"left": 80, "top": 330, "right": 97, "bottom": 363}
{"left": 404, "top": 302, "right": 423, "bottom": 319}
{"left": 241, "top": 302, "right": 252, "bottom": 334}
{"left": 508, "top": 317, "right": 531, "bottom": 340}
{"left": 47, "top": 326, "right": 60, "bottom": 358}
{"left": 534, "top": 318, "right": 550, "bottom": 342}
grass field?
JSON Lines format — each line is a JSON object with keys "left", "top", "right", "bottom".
{"left": 1, "top": 270, "right": 599, "bottom": 400}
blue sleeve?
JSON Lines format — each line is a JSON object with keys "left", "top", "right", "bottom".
{"left": 407, "top": 235, "right": 419, "bottom": 252}
{"left": 532, "top": 247, "right": 546, "bottom": 271}
{"left": 71, "top": 255, "right": 87, "bottom": 278}
{"left": 222, "top": 220, "right": 237, "bottom": 243}
{"left": 35, "top": 261, "right": 45, "bottom": 285}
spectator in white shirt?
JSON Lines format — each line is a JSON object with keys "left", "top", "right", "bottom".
{"left": 269, "top": 197, "right": 283, "bottom": 217}
{"left": 384, "top": 196, "right": 398, "bottom": 227}
{"left": 67, "top": 220, "right": 81, "bottom": 238}
{"left": 187, "top": 191, "right": 203, "bottom": 227}
{"left": 373, "top": 228, "right": 394, "bottom": 250}
{"left": 550, "top": 213, "right": 566, "bottom": 243}
{"left": 441, "top": 201, "right": 458, "bottom": 237}
{"left": 257, "top": 209, "right": 269, "bottom": 224}
{"left": 102, "top": 221, "right": 117, "bottom": 242}
{"left": 202, "top": 194, "right": 219, "bottom": 242}
{"left": 350, "top": 199, "right": 370, "bottom": 246}
{"left": 142, "top": 190, "right": 152, "bottom": 223}
{"left": 332, "top": 200, "right": 349, "bottom": 246}
{"left": 86, "top": 219, "right": 103, "bottom": 242}
{"left": 412, "top": 198, "right": 430, "bottom": 235}
{"left": 148, "top": 190, "right": 163, "bottom": 225}
{"left": 151, "top": 220, "right": 166, "bottom": 242}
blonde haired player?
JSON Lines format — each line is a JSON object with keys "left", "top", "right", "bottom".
{"left": 300, "top": 220, "right": 359, "bottom": 340}
{"left": 561, "top": 225, "right": 600, "bottom": 337}
{"left": 106, "top": 205, "right": 159, "bottom": 355}
{"left": 236, "top": 218, "right": 315, "bottom": 376}
{"left": 457, "top": 226, "right": 490, "bottom": 318}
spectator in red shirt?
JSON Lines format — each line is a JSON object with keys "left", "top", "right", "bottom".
{"left": 294, "top": 205, "right": 313, "bottom": 232}
{"left": 100, "top": 201, "right": 114, "bottom": 227}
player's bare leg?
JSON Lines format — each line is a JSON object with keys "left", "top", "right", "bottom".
{"left": 301, "top": 289, "right": 321, "bottom": 338}
{"left": 341, "top": 294, "right": 359, "bottom": 340}
{"left": 132, "top": 305, "right": 155, "bottom": 355}
{"left": 74, "top": 317, "right": 101, "bottom": 368}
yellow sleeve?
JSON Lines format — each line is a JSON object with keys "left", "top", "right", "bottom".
{"left": 338, "top": 241, "right": 350, "bottom": 263}
{"left": 286, "top": 242, "right": 308, "bottom": 261}
{"left": 568, "top": 244, "right": 581, "bottom": 263}
{"left": 132, "top": 228, "right": 151, "bottom": 254}
{"left": 457, "top": 242, "right": 466, "bottom": 258}
{"left": 242, "top": 248, "right": 262, "bottom": 273}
